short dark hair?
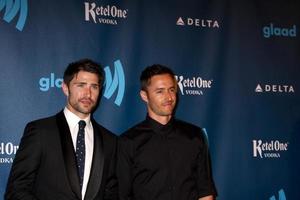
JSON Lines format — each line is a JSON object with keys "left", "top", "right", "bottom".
{"left": 140, "top": 64, "right": 176, "bottom": 91}
{"left": 63, "top": 58, "right": 104, "bottom": 87}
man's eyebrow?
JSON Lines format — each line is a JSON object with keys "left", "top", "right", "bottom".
{"left": 74, "top": 81, "right": 87, "bottom": 84}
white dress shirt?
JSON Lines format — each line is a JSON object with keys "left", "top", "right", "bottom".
{"left": 64, "top": 107, "right": 94, "bottom": 199}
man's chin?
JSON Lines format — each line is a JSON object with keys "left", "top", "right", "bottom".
{"left": 159, "top": 111, "right": 173, "bottom": 116}
{"left": 78, "top": 107, "right": 94, "bottom": 115}
{"left": 163, "top": 108, "right": 174, "bottom": 115}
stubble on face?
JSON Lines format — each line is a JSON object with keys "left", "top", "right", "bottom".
{"left": 141, "top": 74, "right": 177, "bottom": 124}
{"left": 63, "top": 71, "right": 100, "bottom": 119}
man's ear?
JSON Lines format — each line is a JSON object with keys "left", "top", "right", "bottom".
{"left": 140, "top": 90, "right": 148, "bottom": 103}
{"left": 62, "top": 82, "right": 69, "bottom": 97}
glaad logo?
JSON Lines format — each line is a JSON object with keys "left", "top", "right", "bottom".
{"left": 0, "top": 0, "right": 28, "bottom": 31}
{"left": 270, "top": 189, "right": 286, "bottom": 200}
{"left": 255, "top": 84, "right": 295, "bottom": 93}
{"left": 176, "top": 17, "right": 219, "bottom": 29}
{"left": 84, "top": 2, "right": 128, "bottom": 25}
{"left": 38, "top": 60, "right": 125, "bottom": 106}
{"left": 39, "top": 73, "right": 63, "bottom": 92}
{"left": 103, "top": 60, "right": 125, "bottom": 106}
{"left": 175, "top": 75, "right": 213, "bottom": 96}
{"left": 202, "top": 128, "right": 209, "bottom": 146}
{"left": 263, "top": 23, "right": 296, "bottom": 38}
{"left": 0, "top": 142, "right": 19, "bottom": 164}
{"left": 252, "top": 140, "right": 289, "bottom": 159}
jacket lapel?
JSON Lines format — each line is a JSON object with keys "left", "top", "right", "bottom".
{"left": 84, "top": 120, "right": 104, "bottom": 200}
{"left": 56, "top": 111, "right": 82, "bottom": 200}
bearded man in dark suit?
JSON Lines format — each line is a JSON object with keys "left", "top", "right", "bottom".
{"left": 5, "top": 59, "right": 118, "bottom": 200}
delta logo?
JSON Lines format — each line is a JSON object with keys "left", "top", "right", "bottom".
{"left": 38, "top": 60, "right": 126, "bottom": 106}
{"left": 84, "top": 2, "right": 128, "bottom": 25}
{"left": 176, "top": 17, "right": 220, "bottom": 29}
{"left": 255, "top": 84, "right": 295, "bottom": 94}
{"left": 0, "top": 0, "right": 28, "bottom": 31}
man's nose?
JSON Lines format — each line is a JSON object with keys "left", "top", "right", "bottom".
{"left": 84, "top": 87, "right": 92, "bottom": 97}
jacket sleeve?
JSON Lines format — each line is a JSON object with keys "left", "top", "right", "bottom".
{"left": 117, "top": 135, "right": 134, "bottom": 200}
{"left": 196, "top": 129, "right": 217, "bottom": 199}
{"left": 5, "top": 122, "right": 41, "bottom": 200}
{"left": 104, "top": 135, "right": 119, "bottom": 200}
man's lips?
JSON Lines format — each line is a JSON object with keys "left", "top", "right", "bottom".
{"left": 80, "top": 98, "right": 93, "bottom": 105}
{"left": 163, "top": 101, "right": 174, "bottom": 106}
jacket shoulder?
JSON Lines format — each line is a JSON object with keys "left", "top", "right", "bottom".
{"left": 174, "top": 119, "right": 207, "bottom": 140}
{"left": 92, "top": 120, "right": 117, "bottom": 139}
{"left": 120, "top": 120, "right": 148, "bottom": 139}
{"left": 175, "top": 118, "right": 201, "bottom": 130}
{"left": 25, "top": 114, "right": 57, "bottom": 129}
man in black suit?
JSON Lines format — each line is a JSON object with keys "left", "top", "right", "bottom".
{"left": 117, "top": 65, "right": 217, "bottom": 200}
{"left": 5, "top": 59, "right": 118, "bottom": 200}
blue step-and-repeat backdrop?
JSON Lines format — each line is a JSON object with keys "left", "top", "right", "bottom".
{"left": 0, "top": 0, "right": 299, "bottom": 199}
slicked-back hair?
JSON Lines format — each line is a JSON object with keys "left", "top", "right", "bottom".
{"left": 63, "top": 58, "right": 104, "bottom": 88}
{"left": 140, "top": 64, "right": 176, "bottom": 91}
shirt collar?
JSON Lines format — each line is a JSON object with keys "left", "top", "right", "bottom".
{"left": 145, "top": 115, "right": 175, "bottom": 135}
{"left": 63, "top": 107, "right": 91, "bottom": 129}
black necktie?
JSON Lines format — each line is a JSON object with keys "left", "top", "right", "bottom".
{"left": 76, "top": 120, "right": 86, "bottom": 190}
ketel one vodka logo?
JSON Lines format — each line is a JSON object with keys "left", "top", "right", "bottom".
{"left": 175, "top": 75, "right": 213, "bottom": 96}
{"left": 252, "top": 140, "right": 289, "bottom": 159}
{"left": 0, "top": 142, "right": 19, "bottom": 164}
{"left": 84, "top": 2, "right": 128, "bottom": 25}
{"left": 0, "top": 0, "right": 28, "bottom": 31}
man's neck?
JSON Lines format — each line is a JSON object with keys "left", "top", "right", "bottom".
{"left": 148, "top": 113, "right": 172, "bottom": 125}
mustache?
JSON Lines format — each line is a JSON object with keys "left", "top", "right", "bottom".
{"left": 79, "top": 97, "right": 94, "bottom": 103}
{"left": 163, "top": 100, "right": 174, "bottom": 105}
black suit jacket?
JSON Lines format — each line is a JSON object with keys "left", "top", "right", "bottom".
{"left": 5, "top": 111, "right": 118, "bottom": 200}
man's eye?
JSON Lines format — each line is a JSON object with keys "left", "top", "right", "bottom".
{"left": 92, "top": 85, "right": 99, "bottom": 90}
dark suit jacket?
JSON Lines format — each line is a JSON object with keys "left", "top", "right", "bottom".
{"left": 5, "top": 111, "right": 118, "bottom": 200}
